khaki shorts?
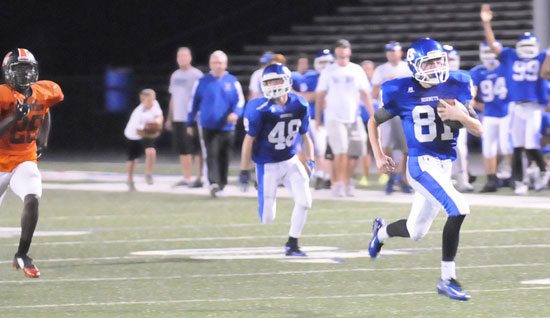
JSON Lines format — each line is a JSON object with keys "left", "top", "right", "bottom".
{"left": 380, "top": 116, "right": 408, "bottom": 152}
{"left": 326, "top": 119, "right": 367, "bottom": 158}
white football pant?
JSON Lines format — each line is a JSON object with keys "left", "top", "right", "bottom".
{"left": 0, "top": 161, "right": 42, "bottom": 206}
{"left": 256, "top": 155, "right": 312, "bottom": 238}
{"left": 406, "top": 156, "right": 470, "bottom": 241}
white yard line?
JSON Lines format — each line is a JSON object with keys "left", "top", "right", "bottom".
{"left": 2, "top": 227, "right": 548, "bottom": 246}
{"left": 1, "top": 242, "right": 549, "bottom": 265}
{"left": 1, "top": 262, "right": 547, "bottom": 285}
{"left": 1, "top": 286, "right": 550, "bottom": 309}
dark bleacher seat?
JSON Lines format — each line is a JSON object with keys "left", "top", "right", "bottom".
{"left": 227, "top": 0, "right": 533, "bottom": 92}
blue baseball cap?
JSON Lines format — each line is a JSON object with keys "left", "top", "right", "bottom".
{"left": 385, "top": 42, "right": 402, "bottom": 51}
{"left": 259, "top": 53, "right": 273, "bottom": 64}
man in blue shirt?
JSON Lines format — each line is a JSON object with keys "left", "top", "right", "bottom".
{"left": 239, "top": 63, "right": 315, "bottom": 256}
{"left": 367, "top": 38, "right": 483, "bottom": 301}
{"left": 187, "top": 50, "right": 245, "bottom": 197}
{"left": 482, "top": 4, "right": 550, "bottom": 193}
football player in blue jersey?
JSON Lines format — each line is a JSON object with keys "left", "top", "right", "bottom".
{"left": 470, "top": 42, "right": 513, "bottom": 192}
{"left": 367, "top": 38, "right": 482, "bottom": 301}
{"left": 239, "top": 63, "right": 315, "bottom": 256}
{"left": 482, "top": 4, "right": 550, "bottom": 193}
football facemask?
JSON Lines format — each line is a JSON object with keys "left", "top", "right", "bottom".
{"left": 2, "top": 49, "right": 38, "bottom": 92}
{"left": 261, "top": 63, "right": 292, "bottom": 99}
{"left": 411, "top": 52, "right": 449, "bottom": 85}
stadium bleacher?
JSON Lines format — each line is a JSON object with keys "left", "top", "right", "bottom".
{"left": 227, "top": 0, "right": 533, "bottom": 89}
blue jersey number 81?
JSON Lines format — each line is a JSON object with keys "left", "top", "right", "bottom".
{"left": 412, "top": 105, "right": 454, "bottom": 142}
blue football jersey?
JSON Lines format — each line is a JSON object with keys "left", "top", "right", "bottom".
{"left": 498, "top": 47, "right": 547, "bottom": 103}
{"left": 244, "top": 92, "right": 310, "bottom": 164}
{"left": 470, "top": 64, "right": 509, "bottom": 118}
{"left": 380, "top": 71, "right": 473, "bottom": 160}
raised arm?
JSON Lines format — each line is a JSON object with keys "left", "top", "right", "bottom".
{"left": 481, "top": 4, "right": 502, "bottom": 55}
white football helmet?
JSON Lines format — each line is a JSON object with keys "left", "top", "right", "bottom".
{"left": 516, "top": 32, "right": 539, "bottom": 59}
{"left": 479, "top": 41, "right": 501, "bottom": 68}
{"left": 313, "top": 49, "right": 334, "bottom": 72}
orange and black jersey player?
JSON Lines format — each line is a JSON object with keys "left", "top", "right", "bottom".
{"left": 0, "top": 80, "right": 63, "bottom": 171}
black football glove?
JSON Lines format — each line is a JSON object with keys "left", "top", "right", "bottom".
{"left": 239, "top": 170, "right": 250, "bottom": 192}
{"left": 15, "top": 98, "right": 35, "bottom": 120}
{"left": 36, "top": 145, "right": 45, "bottom": 159}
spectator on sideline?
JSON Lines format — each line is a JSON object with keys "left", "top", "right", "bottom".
{"left": 371, "top": 41, "right": 413, "bottom": 194}
{"left": 187, "top": 50, "right": 245, "bottom": 197}
{"left": 315, "top": 39, "right": 374, "bottom": 197}
{"left": 358, "top": 60, "right": 376, "bottom": 187}
{"left": 165, "top": 47, "right": 204, "bottom": 188}
{"left": 124, "top": 89, "right": 164, "bottom": 190}
{"left": 248, "top": 52, "right": 273, "bottom": 100}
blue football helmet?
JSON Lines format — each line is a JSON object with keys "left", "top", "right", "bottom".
{"left": 479, "top": 41, "right": 501, "bottom": 68}
{"left": 516, "top": 32, "right": 539, "bottom": 59}
{"left": 443, "top": 45, "right": 460, "bottom": 71}
{"left": 261, "top": 63, "right": 292, "bottom": 99}
{"left": 407, "top": 38, "right": 449, "bottom": 85}
{"left": 314, "top": 49, "right": 334, "bottom": 72}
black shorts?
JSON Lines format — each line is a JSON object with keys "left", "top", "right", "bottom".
{"left": 126, "top": 138, "right": 155, "bottom": 161}
{"left": 172, "top": 122, "right": 200, "bottom": 155}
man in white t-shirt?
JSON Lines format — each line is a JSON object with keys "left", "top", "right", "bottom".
{"left": 371, "top": 41, "right": 413, "bottom": 194}
{"left": 315, "top": 39, "right": 374, "bottom": 197}
{"left": 166, "top": 47, "right": 204, "bottom": 188}
{"left": 248, "top": 52, "right": 274, "bottom": 100}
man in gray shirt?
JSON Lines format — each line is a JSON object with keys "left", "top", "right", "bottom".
{"left": 166, "top": 47, "right": 204, "bottom": 187}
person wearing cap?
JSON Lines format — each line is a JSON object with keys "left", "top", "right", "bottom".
{"left": 371, "top": 41, "right": 413, "bottom": 194}
{"left": 315, "top": 39, "right": 374, "bottom": 197}
{"left": 248, "top": 52, "right": 274, "bottom": 100}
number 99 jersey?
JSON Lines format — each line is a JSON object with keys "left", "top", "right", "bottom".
{"left": 0, "top": 80, "right": 63, "bottom": 171}
{"left": 499, "top": 47, "right": 548, "bottom": 103}
{"left": 380, "top": 70, "right": 473, "bottom": 160}
{"left": 244, "top": 92, "right": 309, "bottom": 164}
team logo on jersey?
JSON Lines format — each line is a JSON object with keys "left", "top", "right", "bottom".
{"left": 421, "top": 96, "right": 439, "bottom": 102}
{"left": 408, "top": 87, "right": 415, "bottom": 93}
{"left": 224, "top": 82, "right": 232, "bottom": 91}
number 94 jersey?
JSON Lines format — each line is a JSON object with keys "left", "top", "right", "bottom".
{"left": 380, "top": 71, "right": 473, "bottom": 161}
{"left": 244, "top": 92, "right": 309, "bottom": 164}
{"left": 0, "top": 81, "right": 64, "bottom": 171}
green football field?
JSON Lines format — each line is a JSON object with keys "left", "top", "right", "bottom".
{"left": 0, "top": 162, "right": 549, "bottom": 317}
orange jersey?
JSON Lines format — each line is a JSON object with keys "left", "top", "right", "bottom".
{"left": 0, "top": 80, "right": 63, "bottom": 171}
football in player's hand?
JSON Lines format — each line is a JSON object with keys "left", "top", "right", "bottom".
{"left": 437, "top": 99, "right": 467, "bottom": 130}
{"left": 144, "top": 122, "right": 162, "bottom": 135}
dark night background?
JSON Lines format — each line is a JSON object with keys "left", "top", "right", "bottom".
{"left": 1, "top": 1, "right": 354, "bottom": 153}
